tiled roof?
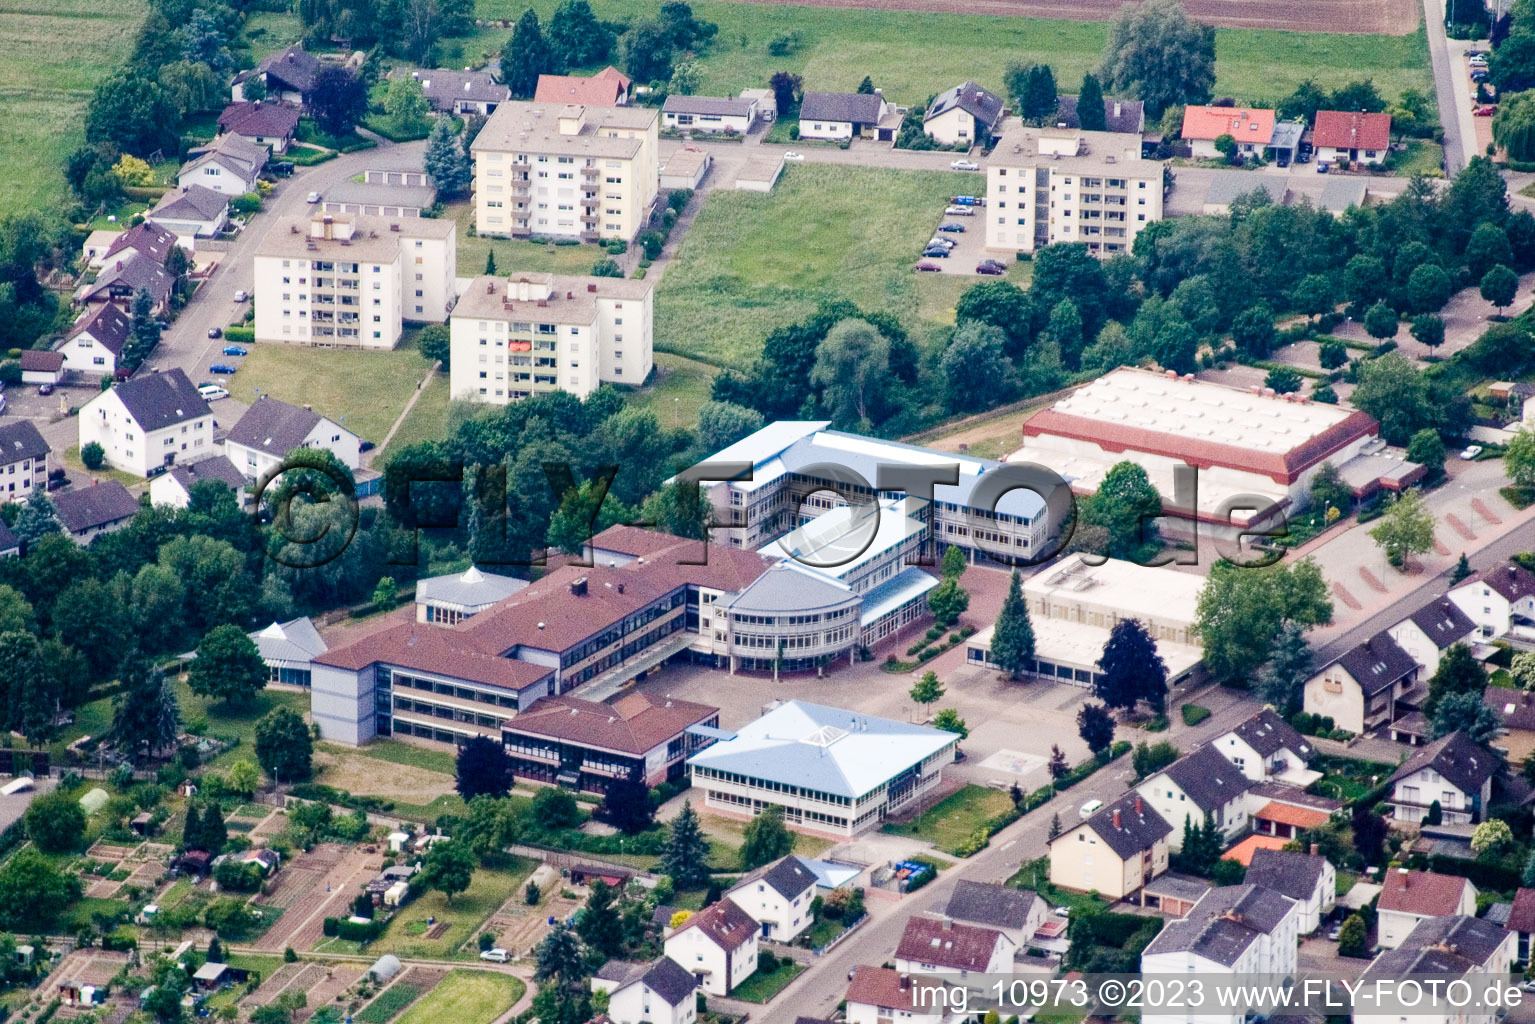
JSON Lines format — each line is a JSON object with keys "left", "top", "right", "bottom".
{"left": 164, "top": 455, "right": 245, "bottom": 495}
{"left": 313, "top": 621, "right": 553, "bottom": 692}
{"left": 663, "top": 95, "right": 756, "bottom": 117}
{"left": 1059, "top": 789, "right": 1171, "bottom": 861}
{"left": 1378, "top": 869, "right": 1473, "bottom": 917}
{"left": 670, "top": 897, "right": 756, "bottom": 952}
{"left": 925, "top": 82, "right": 1004, "bottom": 127}
{"left": 219, "top": 101, "right": 301, "bottom": 139}
{"left": 800, "top": 92, "right": 885, "bottom": 125}
{"left": 1159, "top": 744, "right": 1254, "bottom": 813}
{"left": 52, "top": 481, "right": 139, "bottom": 534}
{"left": 84, "top": 252, "right": 173, "bottom": 306}
{"left": 1243, "top": 849, "right": 1327, "bottom": 901}
{"left": 1469, "top": 563, "right": 1535, "bottom": 603}
{"left": 502, "top": 691, "right": 718, "bottom": 756}
{"left": 1142, "top": 885, "right": 1294, "bottom": 966}
{"left": 107, "top": 369, "right": 210, "bottom": 433}
{"left": 533, "top": 67, "right": 631, "bottom": 106}
{"left": 1181, "top": 106, "right": 1276, "bottom": 144}
{"left": 639, "top": 957, "right": 696, "bottom": 1006}
{"left": 1332, "top": 631, "right": 1418, "bottom": 696}
{"left": 944, "top": 880, "right": 1043, "bottom": 931}
{"left": 402, "top": 68, "right": 509, "bottom": 109}
{"left": 1365, "top": 915, "right": 1507, "bottom": 974}
{"left": 896, "top": 917, "right": 1005, "bottom": 971}
{"left": 1311, "top": 110, "right": 1391, "bottom": 152}
{"left": 1405, "top": 598, "right": 1475, "bottom": 649}
{"left": 19, "top": 350, "right": 63, "bottom": 373}
{"left": 151, "top": 184, "right": 228, "bottom": 223}
{"left": 105, "top": 222, "right": 177, "bottom": 264}
{"left": 1252, "top": 801, "right": 1332, "bottom": 830}
{"left": 1222, "top": 834, "right": 1289, "bottom": 866}
{"left": 1388, "top": 731, "right": 1496, "bottom": 796}
{"left": 1488, "top": 685, "right": 1535, "bottom": 732}
{"left": 1053, "top": 95, "right": 1144, "bottom": 133}
{"left": 254, "top": 44, "right": 320, "bottom": 94}
{"left": 65, "top": 303, "right": 132, "bottom": 355}
{"left": 1229, "top": 709, "right": 1312, "bottom": 759}
{"left": 845, "top": 967, "right": 928, "bottom": 1012}
{"left": 0, "top": 421, "right": 51, "bottom": 467}
{"left": 744, "top": 855, "right": 818, "bottom": 900}
{"left": 1508, "top": 888, "right": 1535, "bottom": 934}
{"left": 226, "top": 396, "right": 328, "bottom": 457}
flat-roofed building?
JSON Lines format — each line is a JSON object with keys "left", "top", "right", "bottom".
{"left": 985, "top": 125, "right": 1164, "bottom": 257}
{"left": 470, "top": 99, "right": 658, "bottom": 241}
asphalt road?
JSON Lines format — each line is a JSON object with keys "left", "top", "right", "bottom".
{"left": 1422, "top": 0, "right": 1466, "bottom": 175}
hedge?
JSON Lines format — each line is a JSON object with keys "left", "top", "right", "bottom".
{"left": 223, "top": 326, "right": 254, "bottom": 342}
{"left": 338, "top": 917, "right": 383, "bottom": 942}
{"left": 286, "top": 148, "right": 337, "bottom": 166}
{"left": 1426, "top": 853, "right": 1520, "bottom": 893}
{"left": 1180, "top": 703, "right": 1211, "bottom": 726}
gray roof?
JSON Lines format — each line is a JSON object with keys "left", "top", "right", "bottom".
{"left": 594, "top": 960, "right": 648, "bottom": 986}
{"left": 184, "top": 134, "right": 268, "bottom": 180}
{"left": 152, "top": 185, "right": 229, "bottom": 223}
{"left": 1158, "top": 744, "right": 1253, "bottom": 813}
{"left": 1066, "top": 789, "right": 1172, "bottom": 861}
{"left": 1142, "top": 872, "right": 1213, "bottom": 904}
{"left": 1332, "top": 631, "right": 1418, "bottom": 696}
{"left": 250, "top": 617, "right": 327, "bottom": 664}
{"left": 219, "top": 101, "right": 300, "bottom": 140}
{"left": 1389, "top": 730, "right": 1496, "bottom": 795}
{"left": 321, "top": 181, "right": 437, "bottom": 210}
{"left": 1364, "top": 915, "right": 1508, "bottom": 975}
{"left": 753, "top": 856, "right": 818, "bottom": 900}
{"left": 1230, "top": 709, "right": 1312, "bottom": 760}
{"left": 106, "top": 222, "right": 177, "bottom": 263}
{"left": 0, "top": 519, "right": 19, "bottom": 554}
{"left": 1242, "top": 849, "right": 1327, "bottom": 901}
{"left": 1053, "top": 94, "right": 1145, "bottom": 134}
{"left": 1142, "top": 885, "right": 1294, "bottom": 966}
{"left": 664, "top": 95, "right": 756, "bottom": 117}
{"left": 1318, "top": 176, "right": 1368, "bottom": 213}
{"left": 415, "top": 565, "right": 529, "bottom": 609}
{"left": 86, "top": 252, "right": 173, "bottom": 305}
{"left": 925, "top": 82, "right": 1004, "bottom": 129}
{"left": 65, "top": 303, "right": 132, "bottom": 355}
{"left": 165, "top": 455, "right": 245, "bottom": 495}
{"left": 1406, "top": 598, "right": 1476, "bottom": 649}
{"left": 367, "top": 152, "right": 428, "bottom": 174}
{"left": 800, "top": 92, "right": 885, "bottom": 126}
{"left": 226, "top": 396, "right": 329, "bottom": 456}
{"left": 640, "top": 957, "right": 697, "bottom": 1006}
{"left": 254, "top": 45, "right": 321, "bottom": 94}
{"left": 944, "top": 880, "right": 1044, "bottom": 931}
{"left": 723, "top": 562, "right": 857, "bottom": 615}
{"left": 402, "top": 68, "right": 509, "bottom": 109}
{"left": 109, "top": 369, "right": 210, "bottom": 433}
{"left": 1269, "top": 121, "right": 1304, "bottom": 151}
{"left": 1205, "top": 171, "right": 1276, "bottom": 208}
{"left": 52, "top": 481, "right": 139, "bottom": 535}
{"left": 0, "top": 421, "right": 50, "bottom": 467}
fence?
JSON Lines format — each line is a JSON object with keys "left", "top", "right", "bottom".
{"left": 504, "top": 843, "right": 657, "bottom": 883}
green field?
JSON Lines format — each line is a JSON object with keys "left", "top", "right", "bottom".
{"left": 357, "top": 983, "right": 425, "bottom": 1024}
{"left": 473, "top": 0, "right": 1429, "bottom": 108}
{"left": 628, "top": 352, "right": 720, "bottom": 428}
{"left": 731, "top": 962, "right": 806, "bottom": 1003}
{"left": 383, "top": 372, "right": 456, "bottom": 453}
{"left": 0, "top": 0, "right": 145, "bottom": 219}
{"left": 450, "top": 202, "right": 619, "bottom": 279}
{"left": 394, "top": 970, "right": 524, "bottom": 1024}
{"left": 882, "top": 784, "right": 1014, "bottom": 850}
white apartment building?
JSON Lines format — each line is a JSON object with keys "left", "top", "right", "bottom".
{"left": 984, "top": 125, "right": 1164, "bottom": 257}
{"left": 469, "top": 100, "right": 659, "bottom": 242}
{"left": 448, "top": 271, "right": 653, "bottom": 402}
{"left": 1363, "top": 916, "right": 1516, "bottom": 1024}
{"left": 253, "top": 212, "right": 456, "bottom": 349}
{"left": 79, "top": 369, "right": 214, "bottom": 478}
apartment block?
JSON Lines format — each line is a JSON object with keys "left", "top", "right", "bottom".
{"left": 448, "top": 271, "right": 653, "bottom": 402}
{"left": 469, "top": 100, "right": 659, "bottom": 242}
{"left": 253, "top": 212, "right": 456, "bottom": 349}
{"left": 984, "top": 125, "right": 1163, "bottom": 257}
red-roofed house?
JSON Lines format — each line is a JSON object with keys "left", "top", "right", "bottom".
{"left": 1505, "top": 888, "right": 1535, "bottom": 960}
{"left": 894, "top": 917, "right": 1015, "bottom": 978}
{"left": 845, "top": 968, "right": 947, "bottom": 1024}
{"left": 663, "top": 899, "right": 758, "bottom": 996}
{"left": 534, "top": 66, "right": 632, "bottom": 107}
{"left": 1377, "top": 869, "right": 1477, "bottom": 948}
{"left": 1181, "top": 106, "right": 1276, "bottom": 159}
{"left": 1312, "top": 111, "right": 1392, "bottom": 166}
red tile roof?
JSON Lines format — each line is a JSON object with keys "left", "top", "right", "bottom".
{"left": 534, "top": 66, "right": 631, "bottom": 107}
{"left": 1312, "top": 110, "right": 1392, "bottom": 153}
{"left": 1378, "top": 869, "right": 1473, "bottom": 917}
{"left": 846, "top": 968, "right": 928, "bottom": 1012}
{"left": 1252, "top": 801, "right": 1333, "bottom": 830}
{"left": 1221, "top": 834, "right": 1289, "bottom": 866}
{"left": 671, "top": 898, "right": 756, "bottom": 952}
{"left": 313, "top": 620, "right": 552, "bottom": 691}
{"left": 895, "top": 917, "right": 1006, "bottom": 971}
{"left": 503, "top": 691, "right": 717, "bottom": 756}
{"left": 1508, "top": 888, "right": 1535, "bottom": 934}
{"left": 1181, "top": 106, "right": 1276, "bottom": 144}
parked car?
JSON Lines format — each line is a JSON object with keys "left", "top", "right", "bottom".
{"left": 938, "top": 222, "right": 966, "bottom": 232}
{"left": 1053, "top": 906, "right": 1071, "bottom": 918}
{"left": 360, "top": 440, "right": 376, "bottom": 452}
{"left": 944, "top": 205, "right": 974, "bottom": 216}
{"left": 915, "top": 261, "right": 943, "bottom": 272}
{"left": 306, "top": 191, "right": 322, "bottom": 204}
{"left": 783, "top": 152, "right": 805, "bottom": 162}
{"left": 233, "top": 290, "right": 248, "bottom": 302}
{"left": 1475, "top": 104, "right": 1497, "bottom": 116}
{"left": 928, "top": 237, "right": 956, "bottom": 249}
{"left": 950, "top": 159, "right": 980, "bottom": 171}
{"left": 47, "top": 476, "right": 68, "bottom": 491}
{"left": 1470, "top": 53, "right": 1489, "bottom": 65}
{"left": 207, "top": 327, "right": 222, "bottom": 339}
{"left": 208, "top": 363, "right": 238, "bottom": 375}
{"left": 1461, "top": 444, "right": 1484, "bottom": 460}
{"left": 480, "top": 948, "right": 510, "bottom": 963}
{"left": 1079, "top": 798, "right": 1104, "bottom": 820}
{"left": 37, "top": 382, "right": 53, "bottom": 395}
{"left": 922, "top": 246, "right": 951, "bottom": 258}
{"left": 1471, "top": 70, "right": 1490, "bottom": 83}
{"left": 1316, "top": 161, "right": 1331, "bottom": 174}
{"left": 198, "top": 384, "right": 229, "bottom": 401}
{"left": 976, "top": 260, "right": 1006, "bottom": 275}
{"left": 270, "top": 161, "right": 295, "bottom": 177}
{"left": 222, "top": 345, "right": 248, "bottom": 356}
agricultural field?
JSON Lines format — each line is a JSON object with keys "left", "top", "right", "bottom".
{"left": 393, "top": 970, "right": 525, "bottom": 1024}
{"left": 0, "top": 0, "right": 145, "bottom": 220}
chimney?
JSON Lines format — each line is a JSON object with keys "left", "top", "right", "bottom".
{"left": 1112, "top": 809, "right": 1122, "bottom": 829}
{"left": 570, "top": 576, "right": 588, "bottom": 597}
{"left": 616, "top": 582, "right": 625, "bottom": 594}
{"left": 940, "top": 917, "right": 953, "bottom": 931}
{"left": 1309, "top": 843, "right": 1319, "bottom": 856}
{"left": 899, "top": 975, "right": 911, "bottom": 991}
{"left": 587, "top": 282, "right": 597, "bottom": 292}
{"left": 1134, "top": 795, "right": 1143, "bottom": 815}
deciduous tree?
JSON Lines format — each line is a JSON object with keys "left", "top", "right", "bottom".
{"left": 188, "top": 624, "right": 266, "bottom": 705}
{"left": 456, "top": 735, "right": 513, "bottom": 799}
{"left": 1100, "top": 0, "right": 1214, "bottom": 116}
{"left": 1368, "top": 489, "right": 1435, "bottom": 569}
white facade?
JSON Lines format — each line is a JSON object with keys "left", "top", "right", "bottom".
{"left": 1448, "top": 570, "right": 1535, "bottom": 639}
{"left": 79, "top": 381, "right": 214, "bottom": 478}
{"left": 226, "top": 415, "right": 360, "bottom": 484}
{"left": 663, "top": 920, "right": 758, "bottom": 997}
{"left": 1379, "top": 883, "right": 1477, "bottom": 949}
{"left": 1140, "top": 890, "right": 1299, "bottom": 1024}
{"left": 1389, "top": 765, "right": 1491, "bottom": 825}
{"left": 449, "top": 272, "right": 653, "bottom": 403}
{"left": 1387, "top": 617, "right": 1472, "bottom": 676}
{"left": 725, "top": 873, "right": 815, "bottom": 942}
{"left": 178, "top": 154, "right": 258, "bottom": 196}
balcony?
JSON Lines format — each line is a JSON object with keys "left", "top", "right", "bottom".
{"left": 582, "top": 166, "right": 599, "bottom": 179}
{"left": 511, "top": 181, "right": 531, "bottom": 196}
{"left": 581, "top": 213, "right": 598, "bottom": 225}
{"left": 511, "top": 159, "right": 530, "bottom": 171}
{"left": 580, "top": 229, "right": 599, "bottom": 242}
{"left": 580, "top": 195, "right": 599, "bottom": 208}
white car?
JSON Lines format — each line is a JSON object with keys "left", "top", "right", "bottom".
{"left": 479, "top": 948, "right": 510, "bottom": 963}
{"left": 1053, "top": 906, "right": 1071, "bottom": 918}
{"left": 783, "top": 151, "right": 805, "bottom": 162}
{"left": 1078, "top": 798, "right": 1103, "bottom": 820}
{"left": 1460, "top": 444, "right": 1484, "bottom": 460}
{"left": 944, "top": 205, "right": 974, "bottom": 217}
{"left": 233, "top": 290, "right": 249, "bottom": 302}
{"left": 198, "top": 384, "right": 229, "bottom": 401}
{"left": 307, "top": 191, "right": 322, "bottom": 203}
{"left": 951, "top": 159, "right": 980, "bottom": 171}
{"left": 928, "top": 237, "right": 957, "bottom": 249}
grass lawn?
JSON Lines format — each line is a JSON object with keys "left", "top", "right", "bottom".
{"left": 226, "top": 337, "right": 437, "bottom": 444}
{"left": 656, "top": 163, "right": 974, "bottom": 368}
{"left": 1007, "top": 859, "right": 1110, "bottom": 915}
{"left": 800, "top": 914, "right": 854, "bottom": 949}
{"left": 394, "top": 970, "right": 525, "bottom": 1024}
{"left": 450, "top": 202, "right": 615, "bottom": 279}
{"left": 61, "top": 445, "right": 146, "bottom": 488}
{"left": 373, "top": 859, "right": 535, "bottom": 957}
{"left": 241, "top": 10, "right": 305, "bottom": 60}
{"left": 1391, "top": 139, "right": 1445, "bottom": 176}
{"left": 357, "top": 983, "right": 425, "bottom": 1024}
{"left": 177, "top": 681, "right": 312, "bottom": 766}
{"left": 0, "top": 0, "right": 146, "bottom": 220}
{"left": 383, "top": 372, "right": 456, "bottom": 453}
{"left": 699, "top": 812, "right": 837, "bottom": 867}
{"left": 474, "top": 0, "right": 1428, "bottom": 110}
{"left": 628, "top": 352, "right": 720, "bottom": 428}
{"left": 344, "top": 739, "right": 460, "bottom": 776}
{"left": 882, "top": 784, "right": 1014, "bottom": 851}
{"left": 730, "top": 962, "right": 806, "bottom": 1003}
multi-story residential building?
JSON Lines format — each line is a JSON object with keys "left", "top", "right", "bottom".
{"left": 687, "top": 700, "right": 959, "bottom": 837}
{"left": 1211, "top": 709, "right": 1317, "bottom": 786}
{"left": 224, "top": 396, "right": 361, "bottom": 483}
{"left": 1135, "top": 743, "right": 1254, "bottom": 851}
{"left": 984, "top": 125, "right": 1163, "bottom": 257}
{"left": 724, "top": 856, "right": 818, "bottom": 941}
{"left": 663, "top": 899, "right": 759, "bottom": 997}
{"left": 448, "top": 271, "right": 653, "bottom": 403}
{"left": 1049, "top": 790, "right": 1172, "bottom": 899}
{"left": 0, "top": 422, "right": 50, "bottom": 498}
{"left": 1364, "top": 916, "right": 1515, "bottom": 1024}
{"left": 1303, "top": 630, "right": 1423, "bottom": 737}
{"left": 1387, "top": 597, "right": 1477, "bottom": 675}
{"left": 1448, "top": 562, "right": 1535, "bottom": 640}
{"left": 252, "top": 212, "right": 456, "bottom": 349}
{"left": 79, "top": 369, "right": 214, "bottom": 477}
{"left": 469, "top": 99, "right": 659, "bottom": 242}
{"left": 1385, "top": 731, "right": 1495, "bottom": 825}
{"left": 1242, "top": 848, "right": 1335, "bottom": 934}
{"left": 844, "top": 969, "right": 947, "bottom": 1024}
{"left": 1377, "top": 870, "right": 1479, "bottom": 948}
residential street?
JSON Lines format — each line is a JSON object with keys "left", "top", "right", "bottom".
{"left": 1422, "top": 0, "right": 1470, "bottom": 174}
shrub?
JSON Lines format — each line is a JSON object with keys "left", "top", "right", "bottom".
{"left": 1180, "top": 703, "right": 1211, "bottom": 726}
{"left": 789, "top": 125, "right": 800, "bottom": 140}
{"left": 81, "top": 442, "right": 105, "bottom": 471}
{"left": 223, "top": 326, "right": 254, "bottom": 342}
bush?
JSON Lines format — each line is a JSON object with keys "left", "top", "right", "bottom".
{"left": 789, "top": 125, "right": 800, "bottom": 140}
{"left": 223, "top": 326, "right": 254, "bottom": 343}
{"left": 81, "top": 442, "right": 105, "bottom": 471}
{"left": 337, "top": 917, "right": 382, "bottom": 942}
{"left": 323, "top": 917, "right": 339, "bottom": 937}
{"left": 1180, "top": 704, "right": 1211, "bottom": 726}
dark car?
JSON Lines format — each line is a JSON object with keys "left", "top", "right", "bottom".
{"left": 209, "top": 363, "right": 238, "bottom": 374}
{"left": 208, "top": 327, "right": 222, "bottom": 339}
{"left": 37, "top": 382, "right": 54, "bottom": 395}
{"left": 976, "top": 261, "right": 1005, "bottom": 276}
{"left": 915, "top": 261, "right": 942, "bottom": 272}
{"left": 922, "top": 246, "right": 951, "bottom": 258}
{"left": 47, "top": 477, "right": 69, "bottom": 491}
{"left": 938, "top": 223, "right": 966, "bottom": 233}
{"left": 222, "top": 345, "right": 248, "bottom": 356}
{"left": 360, "top": 440, "right": 376, "bottom": 452}
{"left": 270, "top": 161, "right": 295, "bottom": 177}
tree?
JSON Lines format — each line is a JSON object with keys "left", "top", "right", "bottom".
{"left": 1426, "top": 643, "right": 1486, "bottom": 719}
{"left": 229, "top": 759, "right": 261, "bottom": 797}
{"left": 600, "top": 765, "right": 654, "bottom": 834}
{"left": 1255, "top": 622, "right": 1313, "bottom": 712}
{"left": 660, "top": 801, "right": 710, "bottom": 888}
{"left": 0, "top": 632, "right": 56, "bottom": 746}
{"left": 1368, "top": 489, "right": 1435, "bottom": 570}
{"left": 188, "top": 624, "right": 266, "bottom": 705}
{"left": 112, "top": 652, "right": 181, "bottom": 762}
{"left": 739, "top": 805, "right": 793, "bottom": 869}
{"left": 1467, "top": 222, "right": 1515, "bottom": 279}
{"left": 1132, "top": 740, "right": 1180, "bottom": 779}
{"left": 932, "top": 708, "right": 970, "bottom": 739}
{"left": 698, "top": 401, "right": 764, "bottom": 452}
{"left": 0, "top": 848, "right": 80, "bottom": 931}
{"left": 0, "top": 586, "right": 33, "bottom": 635}
{"left": 199, "top": 803, "right": 228, "bottom": 855}
{"left": 1100, "top": 0, "right": 1215, "bottom": 116}
{"left": 1077, "top": 702, "right": 1115, "bottom": 756}
{"left": 576, "top": 879, "right": 625, "bottom": 956}
{"left": 306, "top": 66, "right": 368, "bottom": 137}
{"left": 484, "top": 249, "right": 497, "bottom": 275}
{"left": 532, "top": 787, "right": 581, "bottom": 830}
{"left": 941, "top": 321, "right": 1012, "bottom": 413}
{"left": 1496, "top": 90, "right": 1535, "bottom": 164}
{"left": 1352, "top": 804, "right": 1387, "bottom": 865}
{"left": 24, "top": 791, "right": 86, "bottom": 853}
{"left": 417, "top": 840, "right": 475, "bottom": 904}
{"left": 1077, "top": 73, "right": 1107, "bottom": 130}
{"left": 1426, "top": 800, "right": 1443, "bottom": 826}
{"left": 1363, "top": 300, "right": 1398, "bottom": 342}
{"left": 1213, "top": 133, "right": 1237, "bottom": 161}
{"left": 810, "top": 319, "right": 890, "bottom": 429}
{"left": 418, "top": 323, "right": 451, "bottom": 369}
{"left": 500, "top": 9, "right": 558, "bottom": 97}
{"left": 1083, "top": 461, "right": 1162, "bottom": 559}
{"left": 548, "top": 0, "right": 614, "bottom": 66}
{"left": 990, "top": 570, "right": 1035, "bottom": 680}
{"left": 1047, "top": 743, "right": 1069, "bottom": 779}
{"left": 243, "top": 75, "right": 268, "bottom": 103}
{"left": 1472, "top": 818, "right": 1514, "bottom": 857}
{"left": 670, "top": 60, "right": 701, "bottom": 96}
{"left": 423, "top": 117, "right": 472, "bottom": 199}
{"left": 1431, "top": 689, "right": 1501, "bottom": 743}
{"left": 1336, "top": 914, "right": 1369, "bottom": 958}
{"left": 1407, "top": 262, "right": 1452, "bottom": 314}
{"left": 1096, "top": 619, "right": 1168, "bottom": 715}
{"left": 124, "top": 286, "right": 161, "bottom": 369}
{"left": 1195, "top": 557, "right": 1332, "bottom": 683}
{"left": 941, "top": 546, "right": 967, "bottom": 580}
{"left": 1230, "top": 304, "right": 1277, "bottom": 358}
{"left": 927, "top": 577, "right": 969, "bottom": 629}
{"left": 769, "top": 71, "right": 802, "bottom": 115}
{"left": 385, "top": 75, "right": 431, "bottom": 137}
{"left": 1510, "top": 429, "right": 1535, "bottom": 489}
{"left": 1351, "top": 354, "right": 1437, "bottom": 445}
{"left": 1290, "top": 274, "right": 1336, "bottom": 323}
{"left": 10, "top": 488, "right": 60, "bottom": 546}
{"left": 1481, "top": 264, "right": 1519, "bottom": 316}
{"left": 1411, "top": 314, "right": 1445, "bottom": 351}
{"left": 621, "top": 20, "right": 675, "bottom": 84}
{"left": 254, "top": 708, "right": 312, "bottom": 783}
{"left": 1049, "top": 812, "right": 1062, "bottom": 840}
{"left": 456, "top": 735, "right": 512, "bottom": 799}
{"left": 1265, "top": 367, "right": 1303, "bottom": 394}
{"left": 910, "top": 670, "right": 945, "bottom": 709}
{"left": 639, "top": 480, "right": 711, "bottom": 540}
{"left": 1406, "top": 429, "right": 1446, "bottom": 478}
{"left": 1453, "top": 553, "right": 1475, "bottom": 585}
{"left": 857, "top": 75, "right": 875, "bottom": 94}
{"left": 533, "top": 921, "right": 590, "bottom": 1021}
{"left": 1012, "top": 64, "right": 1058, "bottom": 124}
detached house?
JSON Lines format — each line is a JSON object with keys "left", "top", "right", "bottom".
{"left": 1212, "top": 709, "right": 1316, "bottom": 785}
{"left": 894, "top": 916, "right": 1015, "bottom": 980}
{"left": 1311, "top": 111, "right": 1392, "bottom": 166}
{"left": 1387, "top": 598, "right": 1477, "bottom": 676}
{"left": 79, "top": 368, "right": 213, "bottom": 477}
{"left": 53, "top": 481, "right": 141, "bottom": 543}
{"left": 232, "top": 45, "right": 320, "bottom": 106}
{"left": 218, "top": 101, "right": 300, "bottom": 153}
{"left": 399, "top": 69, "right": 509, "bottom": 116}
{"left": 0, "top": 521, "right": 17, "bottom": 559}
{"left": 1049, "top": 790, "right": 1172, "bottom": 899}
{"left": 1386, "top": 730, "right": 1496, "bottom": 824}
{"left": 147, "top": 185, "right": 229, "bottom": 246}
{"left": 923, "top": 82, "right": 1005, "bottom": 147}
{"left": 1449, "top": 563, "right": 1535, "bottom": 640}
{"left": 1180, "top": 106, "right": 1276, "bottom": 159}
{"left": 1136, "top": 743, "right": 1254, "bottom": 851}
{"left": 1053, "top": 95, "right": 1145, "bottom": 134}
{"left": 1302, "top": 630, "right": 1422, "bottom": 737}
{"left": 1503, "top": 887, "right": 1535, "bottom": 961}
{"left": 224, "top": 396, "right": 360, "bottom": 483}
{"left": 1242, "top": 848, "right": 1335, "bottom": 935}
{"left": 1377, "top": 870, "right": 1480, "bottom": 948}
{"left": 845, "top": 967, "right": 946, "bottom": 1024}
{"left": 799, "top": 91, "right": 895, "bottom": 141}
{"left": 662, "top": 95, "right": 758, "bottom": 134}
{"left": 76, "top": 252, "right": 174, "bottom": 316}
{"left": 1487, "top": 685, "right": 1535, "bottom": 764}
{"left": 590, "top": 958, "right": 697, "bottom": 1024}
{"left": 57, "top": 304, "right": 132, "bottom": 378}
{"left": 148, "top": 455, "right": 246, "bottom": 510}
{"left": 725, "top": 856, "right": 818, "bottom": 941}
{"left": 943, "top": 880, "right": 1048, "bottom": 949}
{"left": 0, "top": 421, "right": 50, "bottom": 498}
{"left": 534, "top": 66, "right": 632, "bottom": 107}
{"left": 663, "top": 898, "right": 759, "bottom": 996}
{"left": 1365, "top": 916, "right": 1515, "bottom": 1024}
{"left": 179, "top": 134, "right": 268, "bottom": 197}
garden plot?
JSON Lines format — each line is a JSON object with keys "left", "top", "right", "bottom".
{"left": 480, "top": 890, "right": 583, "bottom": 957}
{"left": 251, "top": 964, "right": 328, "bottom": 1006}
{"left": 294, "top": 965, "right": 364, "bottom": 1022}
{"left": 254, "top": 843, "right": 382, "bottom": 952}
